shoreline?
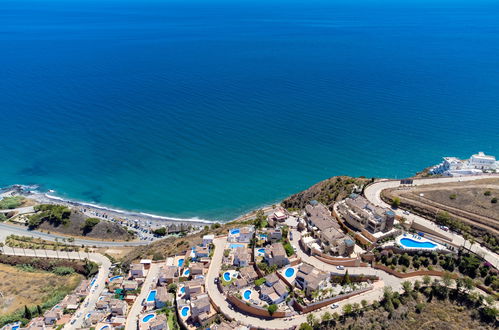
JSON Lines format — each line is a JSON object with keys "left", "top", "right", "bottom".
{"left": 0, "top": 184, "right": 271, "bottom": 229}
{"left": 1, "top": 184, "right": 217, "bottom": 228}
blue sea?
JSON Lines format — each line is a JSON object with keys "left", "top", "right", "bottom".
{"left": 1, "top": 0, "right": 499, "bottom": 221}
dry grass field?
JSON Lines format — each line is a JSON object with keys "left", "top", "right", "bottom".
{"left": 330, "top": 298, "right": 496, "bottom": 330}
{"left": 0, "top": 263, "right": 82, "bottom": 315}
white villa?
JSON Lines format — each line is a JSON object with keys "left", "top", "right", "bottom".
{"left": 430, "top": 151, "right": 498, "bottom": 176}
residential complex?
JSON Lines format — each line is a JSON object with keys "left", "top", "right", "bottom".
{"left": 430, "top": 151, "right": 498, "bottom": 176}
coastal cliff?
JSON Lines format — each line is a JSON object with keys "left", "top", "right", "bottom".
{"left": 282, "top": 176, "right": 371, "bottom": 210}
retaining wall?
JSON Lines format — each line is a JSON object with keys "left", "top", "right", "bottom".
{"left": 292, "top": 286, "right": 373, "bottom": 313}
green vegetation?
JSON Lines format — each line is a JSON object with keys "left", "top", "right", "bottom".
{"left": 492, "top": 197, "right": 498, "bottom": 204}
{"left": 0, "top": 196, "right": 25, "bottom": 209}
{"left": 5, "top": 235, "right": 80, "bottom": 252}
{"left": 267, "top": 304, "right": 278, "bottom": 315}
{"left": 253, "top": 209, "right": 268, "bottom": 229}
{"left": 52, "top": 266, "right": 76, "bottom": 276}
{"left": 81, "top": 217, "right": 100, "bottom": 234}
{"left": 449, "top": 193, "right": 457, "bottom": 200}
{"left": 257, "top": 262, "right": 277, "bottom": 275}
{"left": 283, "top": 241, "right": 294, "bottom": 257}
{"left": 153, "top": 227, "right": 167, "bottom": 236}
{"left": 484, "top": 190, "right": 491, "bottom": 196}
{"left": 391, "top": 197, "right": 401, "bottom": 208}
{"left": 254, "top": 278, "right": 266, "bottom": 286}
{"left": 28, "top": 204, "right": 71, "bottom": 228}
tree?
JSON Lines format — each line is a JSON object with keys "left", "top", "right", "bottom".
{"left": 306, "top": 313, "right": 317, "bottom": 326}
{"left": 24, "top": 305, "right": 32, "bottom": 319}
{"left": 321, "top": 311, "right": 332, "bottom": 325}
{"left": 267, "top": 304, "right": 278, "bottom": 316}
{"left": 401, "top": 281, "right": 413, "bottom": 296}
{"left": 423, "top": 275, "right": 431, "bottom": 286}
{"left": 342, "top": 303, "right": 353, "bottom": 315}
{"left": 168, "top": 283, "right": 177, "bottom": 293}
{"left": 463, "top": 276, "right": 474, "bottom": 293}
{"left": 36, "top": 305, "right": 42, "bottom": 316}
{"left": 391, "top": 197, "right": 401, "bottom": 208}
{"left": 82, "top": 217, "right": 100, "bottom": 234}
{"left": 361, "top": 299, "right": 368, "bottom": 309}
{"left": 299, "top": 323, "right": 313, "bottom": 330}
{"left": 341, "top": 270, "right": 351, "bottom": 286}
{"left": 152, "top": 227, "right": 167, "bottom": 236}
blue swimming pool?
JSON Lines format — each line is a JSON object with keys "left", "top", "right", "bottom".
{"left": 181, "top": 306, "right": 190, "bottom": 317}
{"left": 230, "top": 229, "right": 240, "bottom": 235}
{"left": 180, "top": 287, "right": 185, "bottom": 294}
{"left": 142, "top": 314, "right": 155, "bottom": 323}
{"left": 183, "top": 269, "right": 191, "bottom": 276}
{"left": 284, "top": 267, "right": 295, "bottom": 278}
{"left": 223, "top": 272, "right": 231, "bottom": 282}
{"left": 100, "top": 326, "right": 109, "bottom": 330}
{"left": 146, "top": 290, "right": 157, "bottom": 302}
{"left": 258, "top": 248, "right": 265, "bottom": 254}
{"left": 109, "top": 275, "right": 123, "bottom": 282}
{"left": 400, "top": 238, "right": 437, "bottom": 249}
{"left": 12, "top": 326, "right": 19, "bottom": 330}
{"left": 178, "top": 258, "right": 184, "bottom": 267}
{"left": 259, "top": 234, "right": 267, "bottom": 239}
{"left": 229, "top": 243, "right": 244, "bottom": 249}
{"left": 243, "top": 289, "right": 252, "bottom": 300}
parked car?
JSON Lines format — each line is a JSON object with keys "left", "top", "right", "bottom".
{"left": 403, "top": 210, "right": 410, "bottom": 215}
{"left": 336, "top": 265, "right": 345, "bottom": 270}
{"left": 331, "top": 303, "right": 339, "bottom": 309}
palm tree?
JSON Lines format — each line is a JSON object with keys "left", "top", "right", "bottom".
{"left": 322, "top": 311, "right": 332, "bottom": 326}
{"left": 401, "top": 281, "right": 413, "bottom": 296}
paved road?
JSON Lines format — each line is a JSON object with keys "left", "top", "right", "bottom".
{"left": 0, "top": 247, "right": 111, "bottom": 330}
{"left": 206, "top": 236, "right": 402, "bottom": 329}
{"left": 364, "top": 175, "right": 499, "bottom": 268}
{"left": 0, "top": 206, "right": 34, "bottom": 214}
{"left": 0, "top": 222, "right": 149, "bottom": 247}
{"left": 125, "top": 263, "right": 161, "bottom": 330}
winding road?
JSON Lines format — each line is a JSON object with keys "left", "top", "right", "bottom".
{"left": 364, "top": 175, "right": 499, "bottom": 267}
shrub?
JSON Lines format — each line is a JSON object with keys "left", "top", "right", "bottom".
{"left": 82, "top": 217, "right": 100, "bottom": 234}
{"left": 0, "top": 196, "right": 25, "bottom": 209}
{"left": 484, "top": 191, "right": 491, "bottom": 196}
{"left": 449, "top": 194, "right": 457, "bottom": 200}
{"left": 391, "top": 197, "right": 401, "bottom": 208}
{"left": 52, "top": 266, "right": 75, "bottom": 276}
{"left": 492, "top": 198, "right": 498, "bottom": 204}
{"left": 267, "top": 304, "right": 278, "bottom": 315}
{"left": 153, "top": 227, "right": 167, "bottom": 236}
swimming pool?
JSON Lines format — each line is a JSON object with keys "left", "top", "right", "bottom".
{"left": 243, "top": 289, "right": 252, "bottom": 300}
{"left": 400, "top": 238, "right": 437, "bottom": 249}
{"left": 223, "top": 272, "right": 231, "bottom": 282}
{"left": 12, "top": 326, "right": 19, "bottom": 330}
{"left": 229, "top": 243, "right": 244, "bottom": 249}
{"left": 99, "top": 326, "right": 109, "bottom": 330}
{"left": 178, "top": 258, "right": 184, "bottom": 267}
{"left": 142, "top": 314, "right": 155, "bottom": 323}
{"left": 284, "top": 267, "right": 295, "bottom": 278}
{"left": 109, "top": 275, "right": 123, "bottom": 282}
{"left": 146, "top": 290, "right": 157, "bottom": 302}
{"left": 181, "top": 306, "right": 190, "bottom": 317}
{"left": 258, "top": 248, "right": 265, "bottom": 254}
{"left": 230, "top": 229, "right": 240, "bottom": 235}
{"left": 258, "top": 234, "right": 267, "bottom": 239}
{"left": 180, "top": 286, "right": 185, "bottom": 294}
{"left": 183, "top": 269, "right": 191, "bottom": 276}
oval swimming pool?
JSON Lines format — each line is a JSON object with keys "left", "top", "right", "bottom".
{"left": 181, "top": 306, "right": 190, "bottom": 317}
{"left": 284, "top": 267, "right": 295, "bottom": 277}
{"left": 223, "top": 272, "right": 231, "bottom": 282}
{"left": 183, "top": 269, "right": 191, "bottom": 276}
{"left": 230, "top": 228, "right": 240, "bottom": 235}
{"left": 180, "top": 286, "right": 185, "bottom": 294}
{"left": 178, "top": 258, "right": 185, "bottom": 267}
{"left": 257, "top": 248, "right": 265, "bottom": 254}
{"left": 400, "top": 238, "right": 437, "bottom": 249}
{"left": 142, "top": 314, "right": 155, "bottom": 323}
